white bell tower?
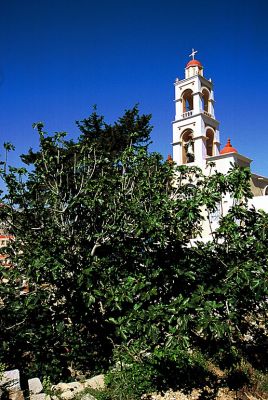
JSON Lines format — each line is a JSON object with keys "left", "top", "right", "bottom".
{"left": 172, "top": 50, "right": 220, "bottom": 168}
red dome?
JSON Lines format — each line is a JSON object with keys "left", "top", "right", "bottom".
{"left": 167, "top": 154, "right": 174, "bottom": 164}
{"left": 220, "top": 138, "right": 238, "bottom": 155}
{"left": 186, "top": 59, "right": 202, "bottom": 68}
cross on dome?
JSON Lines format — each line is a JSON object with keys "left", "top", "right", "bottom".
{"left": 189, "top": 48, "right": 198, "bottom": 60}
{"left": 185, "top": 49, "right": 202, "bottom": 73}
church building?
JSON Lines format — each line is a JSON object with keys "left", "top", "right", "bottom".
{"left": 172, "top": 50, "right": 268, "bottom": 234}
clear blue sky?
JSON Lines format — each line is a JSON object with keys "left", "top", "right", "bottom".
{"left": 0, "top": 0, "right": 268, "bottom": 175}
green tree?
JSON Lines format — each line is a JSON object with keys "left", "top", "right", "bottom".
{"left": 0, "top": 107, "right": 166, "bottom": 378}
{"left": 0, "top": 108, "right": 267, "bottom": 397}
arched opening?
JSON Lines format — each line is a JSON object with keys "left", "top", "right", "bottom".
{"left": 206, "top": 129, "right": 214, "bottom": 157}
{"left": 264, "top": 186, "right": 268, "bottom": 196}
{"left": 201, "top": 88, "right": 210, "bottom": 112}
{"left": 182, "top": 130, "right": 195, "bottom": 164}
{"left": 182, "top": 89, "right": 193, "bottom": 113}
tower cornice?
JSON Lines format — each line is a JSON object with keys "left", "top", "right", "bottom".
{"left": 172, "top": 113, "right": 219, "bottom": 126}
{"left": 174, "top": 74, "right": 213, "bottom": 88}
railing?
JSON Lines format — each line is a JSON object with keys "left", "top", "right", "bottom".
{"left": 182, "top": 111, "right": 193, "bottom": 118}
{"left": 182, "top": 110, "right": 213, "bottom": 118}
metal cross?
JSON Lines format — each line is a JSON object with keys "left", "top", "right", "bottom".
{"left": 189, "top": 48, "right": 198, "bottom": 60}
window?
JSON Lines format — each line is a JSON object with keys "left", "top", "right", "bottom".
{"left": 201, "top": 88, "right": 210, "bottom": 112}
{"left": 206, "top": 129, "right": 214, "bottom": 157}
{"left": 182, "top": 89, "right": 193, "bottom": 112}
{"left": 182, "top": 130, "right": 195, "bottom": 164}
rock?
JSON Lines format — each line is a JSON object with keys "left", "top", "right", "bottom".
{"left": 30, "top": 395, "right": 49, "bottom": 400}
{"left": 0, "top": 370, "right": 21, "bottom": 391}
{"left": 83, "top": 375, "right": 105, "bottom": 390}
{"left": 80, "top": 395, "right": 96, "bottom": 400}
{"left": 28, "top": 378, "right": 43, "bottom": 395}
{"left": 49, "top": 375, "right": 104, "bottom": 400}
{"left": 8, "top": 390, "right": 24, "bottom": 400}
{"left": 51, "top": 382, "right": 84, "bottom": 400}
{"left": 56, "top": 392, "right": 78, "bottom": 400}
{"left": 76, "top": 375, "right": 86, "bottom": 382}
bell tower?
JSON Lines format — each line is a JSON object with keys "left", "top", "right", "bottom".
{"left": 172, "top": 50, "right": 220, "bottom": 168}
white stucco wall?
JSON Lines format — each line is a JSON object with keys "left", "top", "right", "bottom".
{"left": 248, "top": 196, "right": 268, "bottom": 212}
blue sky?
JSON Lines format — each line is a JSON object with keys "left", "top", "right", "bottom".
{"left": 0, "top": 0, "right": 268, "bottom": 175}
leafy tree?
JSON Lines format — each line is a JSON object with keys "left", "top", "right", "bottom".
{"left": 0, "top": 107, "right": 267, "bottom": 397}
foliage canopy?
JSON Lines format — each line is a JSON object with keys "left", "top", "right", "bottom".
{"left": 0, "top": 107, "right": 267, "bottom": 397}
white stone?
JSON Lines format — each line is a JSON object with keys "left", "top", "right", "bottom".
{"left": 51, "top": 381, "right": 84, "bottom": 400}
{"left": 30, "top": 395, "right": 49, "bottom": 400}
{"left": 0, "top": 369, "right": 21, "bottom": 391}
{"left": 83, "top": 374, "right": 105, "bottom": 390}
{"left": 58, "top": 391, "right": 78, "bottom": 400}
{"left": 28, "top": 378, "right": 43, "bottom": 394}
{"left": 80, "top": 394, "right": 96, "bottom": 400}
{"left": 51, "top": 375, "right": 104, "bottom": 400}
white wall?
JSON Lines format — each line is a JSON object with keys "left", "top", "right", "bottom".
{"left": 248, "top": 196, "right": 268, "bottom": 212}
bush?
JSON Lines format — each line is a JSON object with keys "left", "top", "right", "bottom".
{"left": 0, "top": 109, "right": 267, "bottom": 395}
